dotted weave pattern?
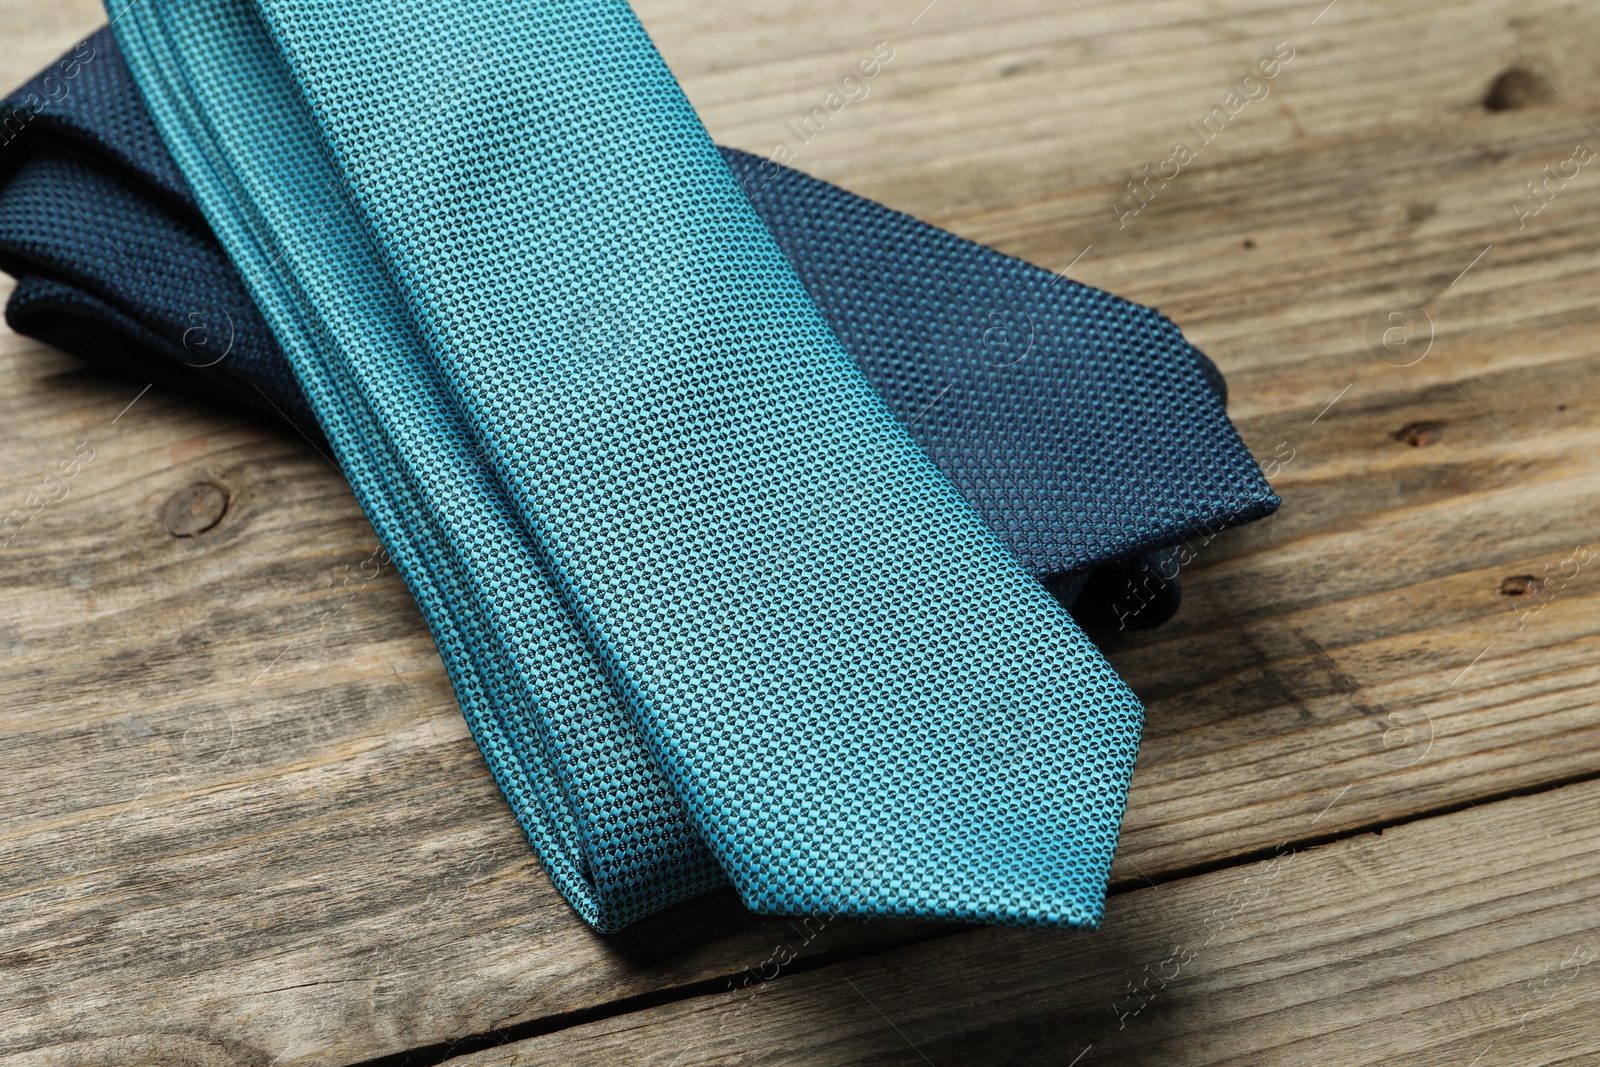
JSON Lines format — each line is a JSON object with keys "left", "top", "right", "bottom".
{"left": 116, "top": 0, "right": 721, "bottom": 930}
{"left": 258, "top": 0, "right": 1143, "bottom": 927}
{"left": 0, "top": 29, "right": 311, "bottom": 425}
{"left": 723, "top": 149, "right": 1278, "bottom": 576}
{"left": 0, "top": 29, "right": 1277, "bottom": 632}
{"left": 92, "top": 0, "right": 1252, "bottom": 930}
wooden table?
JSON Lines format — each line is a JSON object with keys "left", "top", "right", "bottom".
{"left": 3, "top": 0, "right": 1598, "bottom": 1063}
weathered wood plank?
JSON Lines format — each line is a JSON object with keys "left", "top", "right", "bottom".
{"left": 455, "top": 778, "right": 1600, "bottom": 1066}
{"left": 0, "top": 0, "right": 103, "bottom": 83}
{"left": 1, "top": 0, "right": 1598, "bottom": 1063}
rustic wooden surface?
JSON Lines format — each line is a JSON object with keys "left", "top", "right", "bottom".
{"left": 1, "top": 0, "right": 1597, "bottom": 1064}
{"left": 462, "top": 779, "right": 1600, "bottom": 1066}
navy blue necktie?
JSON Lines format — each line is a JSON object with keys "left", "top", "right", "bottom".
{"left": 0, "top": 30, "right": 1276, "bottom": 633}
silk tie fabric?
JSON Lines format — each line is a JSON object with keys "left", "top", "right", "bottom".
{"left": 6, "top": 4, "right": 1273, "bottom": 927}
{"left": 113, "top": 0, "right": 1139, "bottom": 932}
{"left": 0, "top": 30, "right": 1278, "bottom": 633}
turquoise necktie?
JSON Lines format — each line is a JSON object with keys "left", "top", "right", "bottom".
{"left": 112, "top": 0, "right": 1144, "bottom": 931}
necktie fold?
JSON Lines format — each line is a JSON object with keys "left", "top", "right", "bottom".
{"left": 4, "top": 7, "right": 1278, "bottom": 930}
{"left": 0, "top": 30, "right": 1277, "bottom": 631}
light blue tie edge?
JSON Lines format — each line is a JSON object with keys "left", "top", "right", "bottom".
{"left": 111, "top": 0, "right": 1145, "bottom": 931}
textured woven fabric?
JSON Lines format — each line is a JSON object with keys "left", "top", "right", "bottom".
{"left": 107, "top": 0, "right": 1162, "bottom": 932}
{"left": 0, "top": 29, "right": 1277, "bottom": 633}
{"left": 40, "top": 1, "right": 1280, "bottom": 932}
{"left": 0, "top": 32, "right": 312, "bottom": 426}
{"left": 0, "top": 144, "right": 317, "bottom": 427}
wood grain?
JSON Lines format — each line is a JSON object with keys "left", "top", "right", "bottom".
{"left": 2, "top": 0, "right": 1598, "bottom": 1063}
{"left": 459, "top": 778, "right": 1600, "bottom": 1066}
